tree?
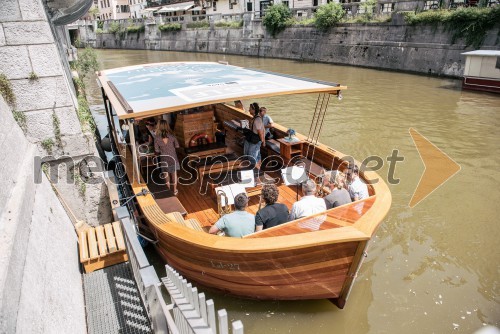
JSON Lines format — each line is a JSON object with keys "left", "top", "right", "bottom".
{"left": 314, "top": 2, "right": 345, "bottom": 31}
{"left": 262, "top": 4, "right": 292, "bottom": 37}
{"left": 88, "top": 6, "right": 100, "bottom": 19}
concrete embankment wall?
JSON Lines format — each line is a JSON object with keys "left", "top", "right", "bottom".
{"left": 0, "top": 97, "right": 86, "bottom": 334}
{"left": 81, "top": 18, "right": 499, "bottom": 77}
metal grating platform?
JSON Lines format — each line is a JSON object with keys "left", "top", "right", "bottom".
{"left": 83, "top": 262, "right": 152, "bottom": 334}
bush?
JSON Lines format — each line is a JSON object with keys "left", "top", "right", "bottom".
{"left": 359, "top": 0, "right": 377, "bottom": 20}
{"left": 186, "top": 21, "right": 210, "bottom": 29}
{"left": 263, "top": 4, "right": 292, "bottom": 37}
{"left": 95, "top": 28, "right": 104, "bottom": 34}
{"left": 314, "top": 2, "right": 345, "bottom": 31}
{"left": 76, "top": 47, "right": 99, "bottom": 79}
{"left": 158, "top": 23, "right": 182, "bottom": 31}
{"left": 127, "top": 25, "right": 145, "bottom": 33}
{"left": 214, "top": 20, "right": 243, "bottom": 28}
{"left": 291, "top": 17, "right": 316, "bottom": 26}
{"left": 404, "top": 6, "right": 500, "bottom": 48}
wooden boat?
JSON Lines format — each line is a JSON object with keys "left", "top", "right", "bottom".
{"left": 461, "top": 50, "right": 500, "bottom": 94}
{"left": 97, "top": 62, "right": 391, "bottom": 308}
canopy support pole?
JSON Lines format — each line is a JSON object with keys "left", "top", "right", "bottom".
{"left": 128, "top": 119, "right": 141, "bottom": 184}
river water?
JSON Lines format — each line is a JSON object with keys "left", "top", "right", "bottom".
{"left": 87, "top": 49, "right": 500, "bottom": 333}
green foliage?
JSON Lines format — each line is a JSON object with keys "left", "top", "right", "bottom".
{"left": 108, "top": 21, "right": 126, "bottom": 38}
{"left": 0, "top": 73, "right": 16, "bottom": 108}
{"left": 73, "top": 168, "right": 86, "bottom": 197}
{"left": 127, "top": 25, "right": 145, "bottom": 33}
{"left": 290, "top": 17, "right": 316, "bottom": 26}
{"left": 159, "top": 23, "right": 183, "bottom": 31}
{"left": 77, "top": 95, "right": 96, "bottom": 133}
{"left": 214, "top": 20, "right": 243, "bottom": 28}
{"left": 41, "top": 138, "right": 54, "bottom": 154}
{"left": 95, "top": 28, "right": 104, "bottom": 34}
{"left": 263, "top": 4, "right": 292, "bottom": 37}
{"left": 52, "top": 112, "right": 62, "bottom": 148}
{"left": 28, "top": 72, "right": 39, "bottom": 81}
{"left": 97, "top": 20, "right": 104, "bottom": 29}
{"left": 404, "top": 7, "right": 500, "bottom": 48}
{"left": 314, "top": 2, "right": 345, "bottom": 31}
{"left": 75, "top": 47, "right": 99, "bottom": 79}
{"left": 88, "top": 7, "right": 100, "bottom": 19}
{"left": 12, "top": 111, "right": 27, "bottom": 132}
{"left": 360, "top": 0, "right": 377, "bottom": 20}
{"left": 186, "top": 21, "right": 210, "bottom": 29}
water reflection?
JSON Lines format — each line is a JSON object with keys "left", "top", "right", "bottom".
{"left": 87, "top": 49, "right": 500, "bottom": 333}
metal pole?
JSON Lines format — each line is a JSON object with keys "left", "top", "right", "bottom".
{"left": 128, "top": 119, "right": 141, "bottom": 184}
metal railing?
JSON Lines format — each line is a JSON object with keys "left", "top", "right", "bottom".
{"left": 106, "top": 171, "right": 244, "bottom": 334}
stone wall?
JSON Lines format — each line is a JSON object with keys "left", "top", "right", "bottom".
{"left": 82, "top": 17, "right": 500, "bottom": 78}
{"left": 0, "top": 96, "right": 86, "bottom": 334}
{"left": 1, "top": 0, "right": 112, "bottom": 226}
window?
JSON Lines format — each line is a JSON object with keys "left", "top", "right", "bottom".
{"left": 229, "top": 1, "right": 233, "bottom": 9}
{"left": 283, "top": 0, "right": 289, "bottom": 6}
{"left": 100, "top": 0, "right": 103, "bottom": 7}
{"left": 247, "top": 2, "right": 252, "bottom": 11}
{"left": 213, "top": 1, "right": 217, "bottom": 10}
{"left": 106, "top": 0, "right": 110, "bottom": 7}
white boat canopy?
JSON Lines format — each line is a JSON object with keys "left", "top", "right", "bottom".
{"left": 461, "top": 50, "right": 500, "bottom": 57}
{"left": 157, "top": 1, "right": 194, "bottom": 13}
{"left": 97, "top": 61, "right": 346, "bottom": 120}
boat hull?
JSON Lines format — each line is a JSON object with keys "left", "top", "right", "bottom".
{"left": 151, "top": 226, "right": 362, "bottom": 300}
{"left": 462, "top": 77, "right": 500, "bottom": 94}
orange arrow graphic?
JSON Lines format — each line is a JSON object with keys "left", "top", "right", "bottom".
{"left": 409, "top": 128, "right": 461, "bottom": 208}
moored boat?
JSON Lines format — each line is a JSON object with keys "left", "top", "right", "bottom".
{"left": 461, "top": 50, "right": 500, "bottom": 94}
{"left": 97, "top": 62, "right": 392, "bottom": 308}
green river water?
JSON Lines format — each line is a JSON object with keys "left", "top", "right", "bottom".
{"left": 87, "top": 49, "right": 500, "bottom": 334}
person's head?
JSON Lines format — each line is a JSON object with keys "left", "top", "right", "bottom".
{"left": 234, "top": 100, "right": 243, "bottom": 109}
{"left": 157, "top": 120, "right": 171, "bottom": 138}
{"left": 249, "top": 102, "right": 260, "bottom": 117}
{"left": 262, "top": 184, "right": 279, "bottom": 205}
{"left": 324, "top": 170, "right": 345, "bottom": 190}
{"left": 145, "top": 118, "right": 157, "bottom": 130}
{"left": 260, "top": 107, "right": 267, "bottom": 115}
{"left": 234, "top": 193, "right": 249, "bottom": 211}
{"left": 302, "top": 179, "right": 317, "bottom": 196}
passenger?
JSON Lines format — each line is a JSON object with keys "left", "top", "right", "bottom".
{"left": 145, "top": 118, "right": 157, "bottom": 137}
{"left": 209, "top": 193, "right": 255, "bottom": 237}
{"left": 255, "top": 184, "right": 289, "bottom": 231}
{"left": 347, "top": 165, "right": 369, "bottom": 201}
{"left": 323, "top": 170, "right": 352, "bottom": 209}
{"left": 154, "top": 120, "right": 180, "bottom": 196}
{"left": 259, "top": 107, "right": 274, "bottom": 139}
{"left": 289, "top": 179, "right": 326, "bottom": 220}
{"left": 243, "top": 102, "right": 265, "bottom": 173}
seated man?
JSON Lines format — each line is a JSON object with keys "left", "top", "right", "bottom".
{"left": 209, "top": 193, "right": 255, "bottom": 237}
{"left": 289, "top": 179, "right": 326, "bottom": 221}
{"left": 347, "top": 165, "right": 369, "bottom": 201}
{"left": 323, "top": 170, "right": 352, "bottom": 209}
{"left": 255, "top": 184, "right": 289, "bottom": 231}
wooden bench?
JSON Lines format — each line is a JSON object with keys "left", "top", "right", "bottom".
{"left": 78, "top": 222, "right": 128, "bottom": 273}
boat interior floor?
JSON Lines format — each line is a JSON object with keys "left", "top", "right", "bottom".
{"left": 140, "top": 163, "right": 301, "bottom": 228}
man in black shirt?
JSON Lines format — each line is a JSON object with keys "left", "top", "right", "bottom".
{"left": 255, "top": 184, "right": 289, "bottom": 231}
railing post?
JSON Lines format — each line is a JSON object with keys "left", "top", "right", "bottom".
{"left": 232, "top": 320, "right": 244, "bottom": 334}
{"left": 207, "top": 299, "right": 216, "bottom": 333}
{"left": 218, "top": 309, "right": 228, "bottom": 334}
{"left": 199, "top": 293, "right": 207, "bottom": 324}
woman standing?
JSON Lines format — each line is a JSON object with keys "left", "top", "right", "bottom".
{"left": 155, "top": 120, "right": 180, "bottom": 195}
{"left": 244, "top": 102, "right": 265, "bottom": 173}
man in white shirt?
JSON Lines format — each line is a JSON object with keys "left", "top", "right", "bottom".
{"left": 260, "top": 107, "right": 274, "bottom": 139}
{"left": 348, "top": 165, "right": 369, "bottom": 201}
{"left": 289, "top": 179, "right": 326, "bottom": 220}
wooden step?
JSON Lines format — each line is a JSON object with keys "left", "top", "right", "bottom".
{"left": 78, "top": 222, "right": 128, "bottom": 273}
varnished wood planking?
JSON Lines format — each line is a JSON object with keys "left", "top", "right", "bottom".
{"left": 113, "top": 102, "right": 391, "bottom": 304}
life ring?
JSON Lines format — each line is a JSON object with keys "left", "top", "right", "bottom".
{"left": 189, "top": 133, "right": 212, "bottom": 147}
